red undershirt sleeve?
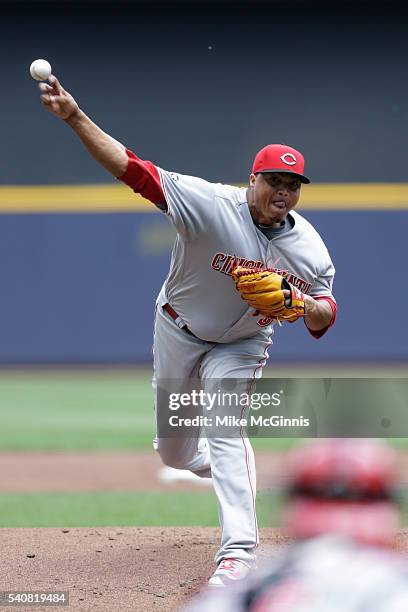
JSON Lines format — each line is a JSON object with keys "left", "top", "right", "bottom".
{"left": 116, "top": 148, "right": 166, "bottom": 208}
{"left": 305, "top": 296, "right": 337, "bottom": 339}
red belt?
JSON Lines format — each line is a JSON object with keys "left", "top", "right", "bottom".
{"left": 162, "top": 303, "right": 195, "bottom": 337}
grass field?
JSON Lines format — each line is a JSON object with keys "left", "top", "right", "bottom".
{"left": 0, "top": 368, "right": 407, "bottom": 527}
{"left": 0, "top": 371, "right": 154, "bottom": 450}
{"left": 2, "top": 367, "right": 406, "bottom": 451}
{"left": 1, "top": 489, "right": 406, "bottom": 529}
{"left": 0, "top": 490, "right": 284, "bottom": 528}
{"left": 0, "top": 369, "right": 314, "bottom": 451}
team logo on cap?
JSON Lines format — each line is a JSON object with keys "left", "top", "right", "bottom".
{"left": 280, "top": 153, "right": 297, "bottom": 166}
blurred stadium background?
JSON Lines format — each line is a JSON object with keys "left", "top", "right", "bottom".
{"left": 0, "top": 0, "right": 407, "bottom": 528}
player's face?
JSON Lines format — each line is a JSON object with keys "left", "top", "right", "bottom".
{"left": 248, "top": 172, "right": 301, "bottom": 226}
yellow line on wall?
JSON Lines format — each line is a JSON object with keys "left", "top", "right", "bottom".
{"left": 300, "top": 183, "right": 408, "bottom": 209}
{"left": 0, "top": 183, "right": 407, "bottom": 212}
{"left": 0, "top": 185, "right": 152, "bottom": 212}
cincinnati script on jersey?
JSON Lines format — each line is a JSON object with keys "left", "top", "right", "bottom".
{"left": 211, "top": 251, "right": 313, "bottom": 293}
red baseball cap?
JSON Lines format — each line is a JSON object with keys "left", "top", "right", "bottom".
{"left": 252, "top": 144, "right": 310, "bottom": 184}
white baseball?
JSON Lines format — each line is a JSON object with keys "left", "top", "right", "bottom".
{"left": 30, "top": 59, "right": 52, "bottom": 81}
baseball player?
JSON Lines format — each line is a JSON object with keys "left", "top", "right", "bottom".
{"left": 186, "top": 439, "right": 408, "bottom": 611}
{"left": 37, "top": 75, "right": 337, "bottom": 587}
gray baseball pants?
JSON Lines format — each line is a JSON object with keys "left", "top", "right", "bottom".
{"left": 152, "top": 304, "right": 272, "bottom": 565}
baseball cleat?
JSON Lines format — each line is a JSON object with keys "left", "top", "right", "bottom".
{"left": 158, "top": 466, "right": 212, "bottom": 486}
{"left": 208, "top": 558, "right": 251, "bottom": 587}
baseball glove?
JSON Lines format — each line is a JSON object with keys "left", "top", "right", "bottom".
{"left": 231, "top": 265, "right": 306, "bottom": 323}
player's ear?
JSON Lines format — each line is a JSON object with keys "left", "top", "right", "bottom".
{"left": 249, "top": 173, "right": 256, "bottom": 187}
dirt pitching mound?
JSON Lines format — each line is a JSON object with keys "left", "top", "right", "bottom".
{"left": 2, "top": 527, "right": 408, "bottom": 612}
{"left": 1, "top": 527, "right": 290, "bottom": 611}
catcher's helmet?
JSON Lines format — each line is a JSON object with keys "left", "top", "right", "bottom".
{"left": 283, "top": 439, "right": 399, "bottom": 546}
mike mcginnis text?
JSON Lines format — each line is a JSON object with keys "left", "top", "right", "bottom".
{"left": 168, "top": 415, "right": 310, "bottom": 428}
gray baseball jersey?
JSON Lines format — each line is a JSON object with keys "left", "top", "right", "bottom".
{"left": 157, "top": 169, "right": 335, "bottom": 342}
